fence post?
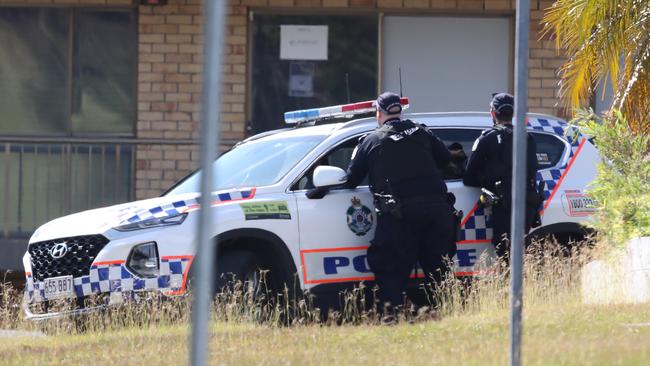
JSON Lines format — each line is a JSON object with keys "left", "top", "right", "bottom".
{"left": 510, "top": 0, "right": 530, "bottom": 365}
{"left": 190, "top": 1, "right": 227, "bottom": 366}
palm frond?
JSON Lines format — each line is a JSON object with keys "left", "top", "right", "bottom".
{"left": 543, "top": 0, "right": 650, "bottom": 132}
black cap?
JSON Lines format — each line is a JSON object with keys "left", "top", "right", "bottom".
{"left": 374, "top": 92, "right": 402, "bottom": 115}
{"left": 490, "top": 92, "right": 514, "bottom": 120}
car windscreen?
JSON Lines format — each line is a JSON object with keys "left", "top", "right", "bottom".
{"left": 165, "top": 134, "right": 326, "bottom": 195}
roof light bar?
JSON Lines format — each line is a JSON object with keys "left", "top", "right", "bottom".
{"left": 284, "top": 97, "right": 410, "bottom": 124}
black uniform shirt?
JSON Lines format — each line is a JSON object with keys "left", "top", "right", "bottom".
{"left": 345, "top": 118, "right": 451, "bottom": 198}
{"left": 463, "top": 123, "right": 538, "bottom": 192}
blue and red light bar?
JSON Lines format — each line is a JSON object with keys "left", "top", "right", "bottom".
{"left": 284, "top": 97, "right": 410, "bottom": 124}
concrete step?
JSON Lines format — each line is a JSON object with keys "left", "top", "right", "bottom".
{"left": 582, "top": 236, "right": 650, "bottom": 304}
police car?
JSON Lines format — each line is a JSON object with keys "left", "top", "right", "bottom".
{"left": 23, "top": 98, "right": 599, "bottom": 319}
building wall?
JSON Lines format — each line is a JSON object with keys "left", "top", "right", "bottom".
{"left": 0, "top": 0, "right": 567, "bottom": 200}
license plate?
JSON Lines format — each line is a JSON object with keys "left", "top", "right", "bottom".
{"left": 43, "top": 275, "right": 74, "bottom": 300}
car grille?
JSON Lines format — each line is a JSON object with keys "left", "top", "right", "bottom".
{"left": 28, "top": 234, "right": 110, "bottom": 281}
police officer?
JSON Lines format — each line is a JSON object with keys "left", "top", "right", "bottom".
{"left": 345, "top": 92, "right": 455, "bottom": 312}
{"left": 463, "top": 93, "right": 539, "bottom": 261}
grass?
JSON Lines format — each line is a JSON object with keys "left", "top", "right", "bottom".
{"left": 1, "top": 242, "right": 650, "bottom": 365}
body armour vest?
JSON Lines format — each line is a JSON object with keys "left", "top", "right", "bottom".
{"left": 369, "top": 120, "right": 448, "bottom": 198}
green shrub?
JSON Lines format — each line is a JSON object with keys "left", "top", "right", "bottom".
{"left": 570, "top": 109, "right": 650, "bottom": 247}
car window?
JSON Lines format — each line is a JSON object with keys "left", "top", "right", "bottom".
{"left": 167, "top": 135, "right": 325, "bottom": 195}
{"left": 293, "top": 136, "right": 368, "bottom": 190}
{"left": 530, "top": 132, "right": 566, "bottom": 169}
{"left": 431, "top": 128, "right": 483, "bottom": 180}
{"left": 433, "top": 128, "right": 568, "bottom": 180}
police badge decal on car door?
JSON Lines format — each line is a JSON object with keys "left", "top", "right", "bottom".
{"left": 346, "top": 196, "right": 374, "bottom": 236}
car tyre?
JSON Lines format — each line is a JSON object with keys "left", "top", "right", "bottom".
{"left": 216, "top": 250, "right": 266, "bottom": 299}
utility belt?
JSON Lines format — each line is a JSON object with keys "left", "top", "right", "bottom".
{"left": 478, "top": 180, "right": 546, "bottom": 229}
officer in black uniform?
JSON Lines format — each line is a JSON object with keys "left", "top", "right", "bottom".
{"left": 463, "top": 93, "right": 539, "bottom": 261}
{"left": 344, "top": 92, "right": 455, "bottom": 312}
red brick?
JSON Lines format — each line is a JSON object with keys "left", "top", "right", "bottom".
{"left": 151, "top": 82, "right": 178, "bottom": 93}
{"left": 166, "top": 15, "right": 193, "bottom": 25}
{"left": 430, "top": 0, "right": 456, "bottom": 7}
{"left": 152, "top": 63, "right": 179, "bottom": 73}
{"left": 350, "top": 0, "right": 375, "bottom": 6}
{"left": 139, "top": 33, "right": 165, "bottom": 43}
{"left": 166, "top": 93, "right": 192, "bottom": 102}
{"left": 404, "top": 0, "right": 428, "bottom": 8}
{"left": 166, "top": 53, "right": 193, "bottom": 63}
{"left": 457, "top": 0, "right": 483, "bottom": 9}
{"left": 152, "top": 43, "right": 179, "bottom": 53}
{"left": 322, "top": 0, "right": 348, "bottom": 5}
{"left": 377, "top": 0, "right": 402, "bottom": 6}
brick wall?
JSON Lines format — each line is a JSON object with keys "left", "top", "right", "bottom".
{"left": 134, "top": 1, "right": 249, "bottom": 198}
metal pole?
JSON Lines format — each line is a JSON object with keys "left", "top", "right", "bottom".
{"left": 510, "top": 0, "right": 530, "bottom": 365}
{"left": 190, "top": 1, "right": 226, "bottom": 366}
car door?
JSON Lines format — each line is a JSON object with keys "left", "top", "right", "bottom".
{"left": 433, "top": 127, "right": 574, "bottom": 276}
{"left": 432, "top": 127, "right": 498, "bottom": 275}
{"left": 292, "top": 136, "right": 375, "bottom": 287}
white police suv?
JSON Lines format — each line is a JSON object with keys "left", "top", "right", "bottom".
{"left": 23, "top": 98, "right": 599, "bottom": 319}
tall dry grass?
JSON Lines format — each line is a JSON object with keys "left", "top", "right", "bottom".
{"left": 0, "top": 239, "right": 595, "bottom": 334}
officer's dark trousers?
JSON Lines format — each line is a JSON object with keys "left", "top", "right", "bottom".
{"left": 491, "top": 196, "right": 537, "bottom": 262}
{"left": 491, "top": 202, "right": 511, "bottom": 260}
{"left": 367, "top": 198, "right": 454, "bottom": 311}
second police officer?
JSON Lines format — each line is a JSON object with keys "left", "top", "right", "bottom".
{"left": 463, "top": 93, "right": 541, "bottom": 262}
{"left": 344, "top": 92, "right": 456, "bottom": 313}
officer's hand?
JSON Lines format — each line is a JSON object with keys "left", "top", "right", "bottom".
{"left": 306, "top": 186, "right": 330, "bottom": 199}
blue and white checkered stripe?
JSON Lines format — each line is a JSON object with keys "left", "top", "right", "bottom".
{"left": 25, "top": 257, "right": 192, "bottom": 304}
{"left": 459, "top": 205, "right": 493, "bottom": 241}
{"left": 118, "top": 188, "right": 255, "bottom": 226}
{"left": 120, "top": 198, "right": 199, "bottom": 225}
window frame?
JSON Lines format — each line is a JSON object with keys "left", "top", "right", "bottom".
{"left": 428, "top": 126, "right": 483, "bottom": 182}
{"left": 0, "top": 5, "right": 138, "bottom": 138}
{"left": 289, "top": 133, "right": 369, "bottom": 192}
{"left": 528, "top": 130, "right": 572, "bottom": 170}
{"left": 428, "top": 126, "right": 572, "bottom": 182}
{"left": 247, "top": 10, "right": 381, "bottom": 135}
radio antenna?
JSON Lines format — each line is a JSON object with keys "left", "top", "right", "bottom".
{"left": 345, "top": 73, "right": 351, "bottom": 103}
{"left": 399, "top": 66, "right": 403, "bottom": 97}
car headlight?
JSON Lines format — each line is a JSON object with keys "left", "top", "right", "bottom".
{"left": 127, "top": 242, "right": 159, "bottom": 278}
{"left": 114, "top": 213, "right": 187, "bottom": 232}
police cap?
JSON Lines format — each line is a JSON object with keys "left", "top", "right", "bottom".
{"left": 490, "top": 92, "right": 514, "bottom": 120}
{"left": 374, "top": 92, "right": 402, "bottom": 115}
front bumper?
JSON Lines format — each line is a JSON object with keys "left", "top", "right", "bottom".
{"left": 23, "top": 301, "right": 107, "bottom": 321}
{"left": 24, "top": 256, "right": 192, "bottom": 319}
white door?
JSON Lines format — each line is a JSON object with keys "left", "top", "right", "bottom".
{"left": 292, "top": 137, "right": 375, "bottom": 287}
{"left": 382, "top": 16, "right": 512, "bottom": 112}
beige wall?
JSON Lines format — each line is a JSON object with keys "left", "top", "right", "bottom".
{"left": 0, "top": 0, "right": 567, "bottom": 199}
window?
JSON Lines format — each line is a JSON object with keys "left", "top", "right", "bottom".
{"left": 169, "top": 135, "right": 326, "bottom": 196}
{"left": 251, "top": 14, "right": 378, "bottom": 134}
{"left": 0, "top": 7, "right": 136, "bottom": 240}
{"left": 293, "top": 137, "right": 366, "bottom": 190}
{"left": 530, "top": 133, "right": 567, "bottom": 169}
{"left": 433, "top": 128, "right": 568, "bottom": 179}
{"left": 0, "top": 7, "right": 137, "bottom": 136}
{"left": 432, "top": 128, "right": 482, "bottom": 180}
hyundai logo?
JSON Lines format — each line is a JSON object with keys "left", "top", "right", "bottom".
{"left": 50, "top": 242, "right": 69, "bottom": 259}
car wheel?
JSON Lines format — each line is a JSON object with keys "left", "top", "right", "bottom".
{"left": 217, "top": 251, "right": 266, "bottom": 299}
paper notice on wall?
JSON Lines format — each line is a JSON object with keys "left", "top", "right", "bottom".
{"left": 280, "top": 25, "right": 328, "bottom": 61}
{"left": 289, "top": 62, "right": 315, "bottom": 97}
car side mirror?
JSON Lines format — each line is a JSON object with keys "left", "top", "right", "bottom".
{"left": 313, "top": 166, "right": 347, "bottom": 188}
